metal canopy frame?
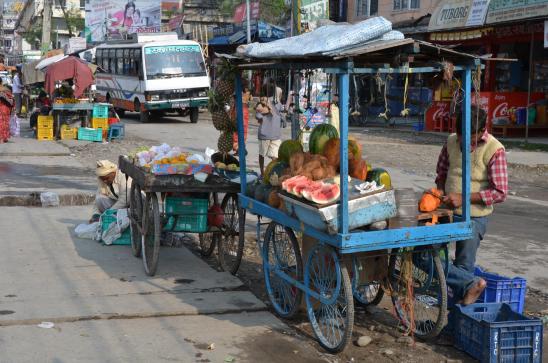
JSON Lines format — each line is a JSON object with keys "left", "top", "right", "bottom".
{"left": 232, "top": 39, "right": 478, "bottom": 253}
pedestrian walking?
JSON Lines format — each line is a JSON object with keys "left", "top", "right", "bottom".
{"left": 0, "top": 79, "right": 14, "bottom": 143}
{"left": 255, "top": 79, "right": 283, "bottom": 177}
{"left": 11, "top": 69, "right": 23, "bottom": 116}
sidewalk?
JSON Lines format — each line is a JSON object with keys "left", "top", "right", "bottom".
{"left": 0, "top": 131, "right": 96, "bottom": 206}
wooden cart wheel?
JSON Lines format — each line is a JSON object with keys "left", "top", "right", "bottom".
{"left": 351, "top": 255, "right": 385, "bottom": 307}
{"left": 142, "top": 193, "right": 161, "bottom": 276}
{"left": 218, "top": 193, "right": 244, "bottom": 274}
{"left": 305, "top": 244, "right": 354, "bottom": 353}
{"left": 263, "top": 222, "right": 303, "bottom": 319}
{"left": 129, "top": 183, "right": 144, "bottom": 258}
{"left": 198, "top": 193, "right": 220, "bottom": 257}
{"left": 388, "top": 247, "right": 447, "bottom": 339}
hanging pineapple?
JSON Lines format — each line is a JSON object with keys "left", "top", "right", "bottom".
{"left": 217, "top": 131, "right": 233, "bottom": 153}
{"left": 215, "top": 59, "right": 237, "bottom": 99}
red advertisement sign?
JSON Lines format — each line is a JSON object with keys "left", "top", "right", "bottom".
{"left": 233, "top": 2, "right": 260, "bottom": 23}
{"left": 425, "top": 101, "right": 451, "bottom": 130}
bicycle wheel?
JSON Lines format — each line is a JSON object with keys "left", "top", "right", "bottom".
{"left": 129, "top": 183, "right": 144, "bottom": 258}
{"left": 388, "top": 247, "right": 447, "bottom": 339}
{"left": 198, "top": 193, "right": 220, "bottom": 257}
{"left": 263, "top": 222, "right": 303, "bottom": 319}
{"left": 142, "top": 193, "right": 161, "bottom": 276}
{"left": 218, "top": 193, "right": 244, "bottom": 274}
{"left": 351, "top": 255, "right": 385, "bottom": 307}
{"left": 305, "top": 244, "right": 354, "bottom": 353}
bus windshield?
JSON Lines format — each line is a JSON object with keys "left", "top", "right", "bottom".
{"left": 144, "top": 45, "right": 206, "bottom": 80}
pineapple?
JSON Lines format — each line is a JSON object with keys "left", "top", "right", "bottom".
{"left": 212, "top": 110, "right": 232, "bottom": 131}
{"left": 214, "top": 59, "right": 237, "bottom": 100}
{"left": 217, "top": 131, "right": 233, "bottom": 153}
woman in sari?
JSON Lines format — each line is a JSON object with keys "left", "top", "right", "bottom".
{"left": 0, "top": 80, "right": 14, "bottom": 143}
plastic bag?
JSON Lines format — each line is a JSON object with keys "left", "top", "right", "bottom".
{"left": 75, "top": 222, "right": 100, "bottom": 240}
{"left": 101, "top": 209, "right": 130, "bottom": 245}
{"left": 9, "top": 114, "right": 20, "bottom": 137}
{"left": 40, "top": 192, "right": 60, "bottom": 207}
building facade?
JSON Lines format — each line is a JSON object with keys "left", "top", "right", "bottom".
{"left": 347, "top": 0, "right": 440, "bottom": 25}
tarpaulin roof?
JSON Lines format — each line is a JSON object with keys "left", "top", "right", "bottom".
{"left": 35, "top": 54, "right": 67, "bottom": 70}
{"left": 44, "top": 56, "right": 94, "bottom": 98}
{"left": 22, "top": 60, "right": 45, "bottom": 85}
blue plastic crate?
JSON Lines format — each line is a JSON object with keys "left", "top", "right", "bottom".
{"left": 78, "top": 127, "right": 103, "bottom": 142}
{"left": 475, "top": 267, "right": 526, "bottom": 313}
{"left": 453, "top": 303, "right": 543, "bottom": 363}
{"left": 101, "top": 210, "right": 131, "bottom": 245}
{"left": 93, "top": 104, "right": 109, "bottom": 118}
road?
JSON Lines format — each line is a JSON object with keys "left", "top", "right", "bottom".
{"left": 120, "top": 111, "right": 548, "bottom": 292}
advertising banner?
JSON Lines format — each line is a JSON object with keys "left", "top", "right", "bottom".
{"left": 428, "top": 0, "right": 490, "bottom": 31}
{"left": 233, "top": 2, "right": 260, "bottom": 23}
{"left": 301, "top": 0, "right": 329, "bottom": 31}
{"left": 86, "top": 0, "right": 162, "bottom": 43}
{"left": 486, "top": 0, "right": 548, "bottom": 24}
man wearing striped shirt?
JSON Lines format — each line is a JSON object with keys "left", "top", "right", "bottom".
{"left": 435, "top": 107, "right": 508, "bottom": 304}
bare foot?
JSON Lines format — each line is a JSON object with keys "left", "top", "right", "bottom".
{"left": 462, "top": 278, "right": 487, "bottom": 305}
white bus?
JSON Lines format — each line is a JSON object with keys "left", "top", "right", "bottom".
{"left": 95, "top": 33, "right": 209, "bottom": 123}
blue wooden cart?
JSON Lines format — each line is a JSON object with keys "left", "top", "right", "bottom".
{"left": 229, "top": 38, "right": 482, "bottom": 353}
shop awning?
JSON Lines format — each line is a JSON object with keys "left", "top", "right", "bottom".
{"left": 44, "top": 56, "right": 94, "bottom": 98}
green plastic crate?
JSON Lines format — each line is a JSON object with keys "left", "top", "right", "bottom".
{"left": 93, "top": 104, "right": 109, "bottom": 118}
{"left": 101, "top": 209, "right": 131, "bottom": 245}
{"left": 164, "top": 197, "right": 208, "bottom": 233}
{"left": 78, "top": 127, "right": 103, "bottom": 142}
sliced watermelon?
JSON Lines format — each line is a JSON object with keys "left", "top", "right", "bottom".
{"left": 309, "top": 183, "right": 341, "bottom": 204}
{"left": 292, "top": 179, "right": 317, "bottom": 197}
{"left": 301, "top": 181, "right": 324, "bottom": 200}
{"left": 282, "top": 175, "right": 309, "bottom": 194}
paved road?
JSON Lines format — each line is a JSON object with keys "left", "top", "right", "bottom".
{"left": 121, "top": 111, "right": 548, "bottom": 292}
{"left": 0, "top": 206, "right": 325, "bottom": 363}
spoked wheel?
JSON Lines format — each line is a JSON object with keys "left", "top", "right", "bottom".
{"left": 388, "top": 247, "right": 447, "bottom": 339}
{"left": 142, "top": 193, "right": 161, "bottom": 276}
{"left": 218, "top": 193, "right": 244, "bottom": 274}
{"left": 305, "top": 244, "right": 354, "bottom": 353}
{"left": 351, "top": 255, "right": 385, "bottom": 307}
{"left": 263, "top": 222, "right": 303, "bottom": 319}
{"left": 198, "top": 193, "right": 220, "bottom": 257}
{"left": 129, "top": 183, "right": 144, "bottom": 258}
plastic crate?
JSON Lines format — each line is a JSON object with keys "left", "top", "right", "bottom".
{"left": 164, "top": 197, "right": 208, "bottom": 233}
{"left": 93, "top": 104, "right": 109, "bottom": 118}
{"left": 37, "top": 115, "right": 54, "bottom": 129}
{"left": 101, "top": 210, "right": 131, "bottom": 245}
{"left": 91, "top": 117, "right": 109, "bottom": 130}
{"left": 453, "top": 303, "right": 543, "bottom": 363}
{"left": 37, "top": 128, "right": 54, "bottom": 140}
{"left": 60, "top": 125, "right": 78, "bottom": 140}
{"left": 475, "top": 267, "right": 526, "bottom": 313}
{"left": 78, "top": 127, "right": 103, "bottom": 142}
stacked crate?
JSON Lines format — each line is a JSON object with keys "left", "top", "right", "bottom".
{"left": 91, "top": 104, "right": 109, "bottom": 139}
{"left": 60, "top": 125, "right": 78, "bottom": 140}
{"left": 37, "top": 115, "right": 54, "bottom": 141}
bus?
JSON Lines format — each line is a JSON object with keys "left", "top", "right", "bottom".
{"left": 95, "top": 33, "right": 209, "bottom": 123}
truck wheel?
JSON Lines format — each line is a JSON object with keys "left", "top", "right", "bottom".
{"left": 115, "top": 108, "right": 125, "bottom": 118}
{"left": 189, "top": 107, "right": 199, "bottom": 123}
{"left": 140, "top": 111, "right": 151, "bottom": 123}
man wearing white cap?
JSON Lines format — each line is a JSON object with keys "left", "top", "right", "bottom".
{"left": 90, "top": 160, "right": 132, "bottom": 222}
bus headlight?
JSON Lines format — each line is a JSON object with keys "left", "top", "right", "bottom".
{"left": 198, "top": 91, "right": 207, "bottom": 97}
{"left": 150, "top": 94, "right": 160, "bottom": 101}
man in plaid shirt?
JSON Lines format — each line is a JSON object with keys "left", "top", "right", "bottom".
{"left": 435, "top": 107, "right": 508, "bottom": 304}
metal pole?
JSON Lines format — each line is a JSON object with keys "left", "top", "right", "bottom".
{"left": 236, "top": 73, "right": 247, "bottom": 196}
{"left": 246, "top": 0, "right": 251, "bottom": 44}
{"left": 462, "top": 67, "right": 472, "bottom": 223}
{"left": 525, "top": 29, "right": 534, "bottom": 144}
{"left": 338, "top": 72, "right": 350, "bottom": 235}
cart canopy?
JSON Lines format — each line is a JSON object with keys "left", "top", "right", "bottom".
{"left": 44, "top": 56, "right": 94, "bottom": 98}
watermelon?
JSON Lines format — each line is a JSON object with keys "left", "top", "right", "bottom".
{"left": 282, "top": 175, "right": 309, "bottom": 194}
{"left": 278, "top": 140, "right": 303, "bottom": 163}
{"left": 293, "top": 179, "right": 318, "bottom": 197}
{"left": 267, "top": 162, "right": 288, "bottom": 186}
{"left": 301, "top": 181, "right": 323, "bottom": 200}
{"left": 308, "top": 183, "right": 340, "bottom": 205}
{"left": 263, "top": 160, "right": 278, "bottom": 185}
{"left": 309, "top": 124, "right": 339, "bottom": 154}
{"left": 366, "top": 168, "right": 392, "bottom": 189}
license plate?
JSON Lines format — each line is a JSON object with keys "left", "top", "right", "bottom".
{"left": 172, "top": 101, "right": 190, "bottom": 108}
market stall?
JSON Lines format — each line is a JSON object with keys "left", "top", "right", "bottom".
{"left": 226, "top": 18, "right": 483, "bottom": 353}
{"left": 119, "top": 147, "right": 256, "bottom": 276}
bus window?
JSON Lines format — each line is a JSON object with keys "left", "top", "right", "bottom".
{"left": 135, "top": 49, "right": 142, "bottom": 78}
{"left": 109, "top": 49, "right": 116, "bottom": 73}
{"left": 144, "top": 45, "right": 206, "bottom": 79}
{"left": 116, "top": 49, "right": 124, "bottom": 75}
{"left": 128, "top": 49, "right": 135, "bottom": 76}
{"left": 123, "top": 49, "right": 130, "bottom": 75}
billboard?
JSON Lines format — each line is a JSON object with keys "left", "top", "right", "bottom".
{"left": 301, "top": 0, "right": 329, "bottom": 31}
{"left": 428, "top": 0, "right": 490, "bottom": 31}
{"left": 486, "top": 0, "right": 548, "bottom": 24}
{"left": 85, "top": 0, "right": 162, "bottom": 43}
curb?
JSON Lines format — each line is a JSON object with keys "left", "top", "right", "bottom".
{"left": 0, "top": 193, "right": 95, "bottom": 207}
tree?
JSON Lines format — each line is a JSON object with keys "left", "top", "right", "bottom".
{"left": 58, "top": 1, "right": 85, "bottom": 38}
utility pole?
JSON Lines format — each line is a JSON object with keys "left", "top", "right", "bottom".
{"left": 245, "top": 0, "right": 251, "bottom": 44}
{"left": 41, "top": 0, "right": 52, "bottom": 53}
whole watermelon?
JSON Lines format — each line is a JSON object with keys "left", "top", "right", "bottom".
{"left": 367, "top": 168, "right": 392, "bottom": 189}
{"left": 309, "top": 124, "right": 339, "bottom": 155}
{"left": 278, "top": 140, "right": 303, "bottom": 164}
{"left": 264, "top": 160, "right": 278, "bottom": 185}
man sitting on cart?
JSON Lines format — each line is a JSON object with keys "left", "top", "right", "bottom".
{"left": 90, "top": 160, "right": 132, "bottom": 223}
{"left": 436, "top": 107, "right": 508, "bottom": 304}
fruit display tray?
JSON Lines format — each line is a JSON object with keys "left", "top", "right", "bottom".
{"left": 279, "top": 189, "right": 397, "bottom": 235}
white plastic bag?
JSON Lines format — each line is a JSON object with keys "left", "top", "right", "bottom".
{"left": 9, "top": 114, "right": 20, "bottom": 137}
{"left": 75, "top": 222, "right": 100, "bottom": 240}
{"left": 101, "top": 209, "right": 130, "bottom": 245}
{"left": 40, "top": 192, "right": 60, "bottom": 207}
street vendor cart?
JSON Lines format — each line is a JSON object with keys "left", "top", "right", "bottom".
{"left": 119, "top": 155, "right": 247, "bottom": 276}
{"left": 228, "top": 19, "right": 484, "bottom": 353}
